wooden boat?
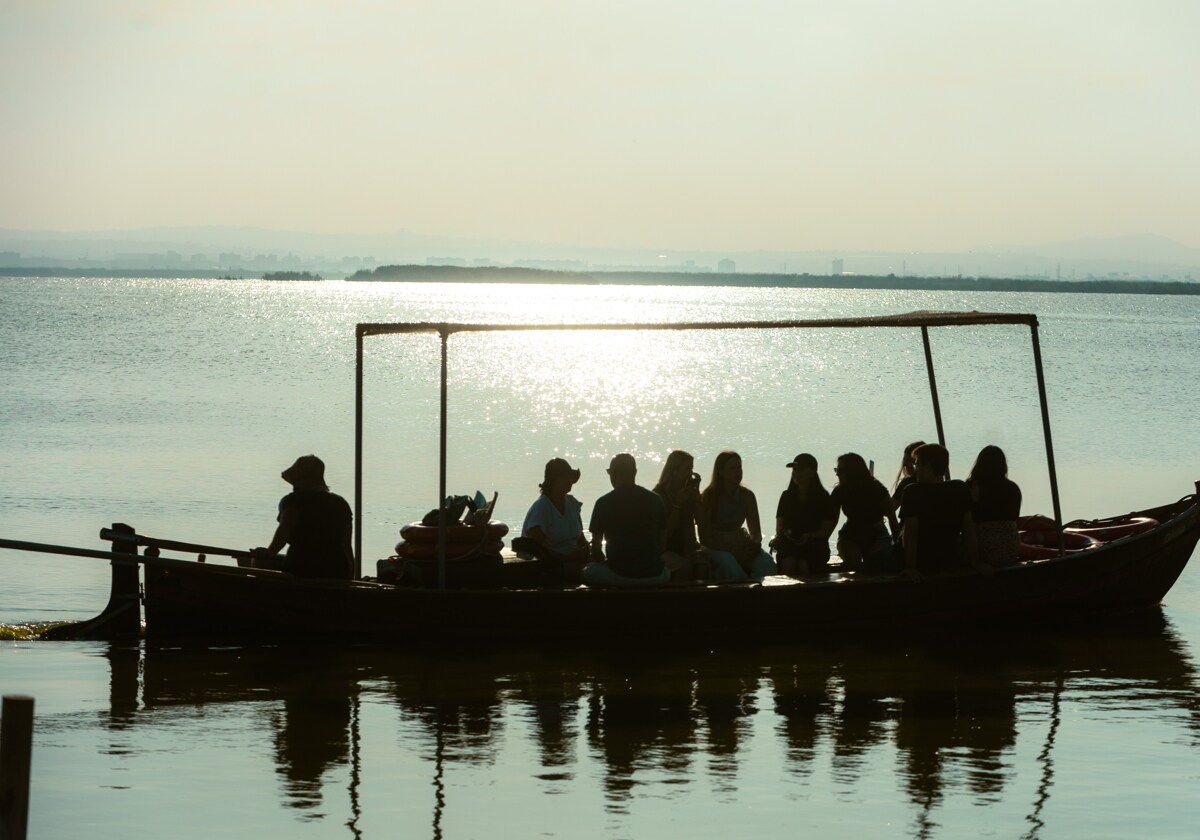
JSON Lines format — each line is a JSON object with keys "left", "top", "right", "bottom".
{"left": 4, "top": 311, "right": 1198, "bottom": 642}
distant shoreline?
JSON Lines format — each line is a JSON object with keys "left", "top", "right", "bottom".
{"left": 4, "top": 264, "right": 1198, "bottom": 295}
{"left": 353, "top": 264, "right": 1200, "bottom": 295}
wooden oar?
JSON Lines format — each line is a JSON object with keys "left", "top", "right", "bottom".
{"left": 98, "top": 528, "right": 252, "bottom": 560}
{"left": 0, "top": 536, "right": 146, "bottom": 564}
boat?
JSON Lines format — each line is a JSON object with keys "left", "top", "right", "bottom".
{"left": 3, "top": 311, "right": 1198, "bottom": 642}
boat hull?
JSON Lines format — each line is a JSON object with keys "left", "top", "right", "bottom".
{"left": 141, "top": 495, "right": 1200, "bottom": 643}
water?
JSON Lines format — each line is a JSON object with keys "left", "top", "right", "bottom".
{"left": 1, "top": 277, "right": 1198, "bottom": 838}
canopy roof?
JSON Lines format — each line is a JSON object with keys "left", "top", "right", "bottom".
{"left": 357, "top": 310, "right": 1036, "bottom": 338}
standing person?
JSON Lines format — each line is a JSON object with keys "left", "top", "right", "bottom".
{"left": 830, "top": 452, "right": 899, "bottom": 573}
{"left": 519, "top": 457, "right": 590, "bottom": 579}
{"left": 698, "top": 450, "right": 777, "bottom": 581}
{"left": 966, "top": 445, "right": 1022, "bottom": 568}
{"left": 900, "top": 443, "right": 978, "bottom": 578}
{"left": 772, "top": 453, "right": 837, "bottom": 576}
{"left": 652, "top": 449, "right": 742, "bottom": 581}
{"left": 250, "top": 454, "right": 354, "bottom": 579}
{"left": 891, "top": 440, "right": 926, "bottom": 514}
{"left": 585, "top": 453, "right": 671, "bottom": 587}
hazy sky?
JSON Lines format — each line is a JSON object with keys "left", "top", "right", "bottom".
{"left": 2, "top": 1, "right": 1197, "bottom": 251}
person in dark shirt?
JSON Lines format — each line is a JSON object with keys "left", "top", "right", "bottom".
{"left": 585, "top": 453, "right": 670, "bottom": 587}
{"left": 830, "top": 452, "right": 899, "bottom": 573}
{"left": 900, "top": 443, "right": 977, "bottom": 578}
{"left": 890, "top": 440, "right": 926, "bottom": 517}
{"left": 250, "top": 455, "right": 354, "bottom": 579}
{"left": 772, "top": 453, "right": 837, "bottom": 576}
{"left": 966, "top": 445, "right": 1022, "bottom": 568}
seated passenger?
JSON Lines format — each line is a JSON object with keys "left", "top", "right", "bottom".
{"left": 891, "top": 440, "right": 926, "bottom": 518}
{"left": 771, "top": 453, "right": 837, "bottom": 576}
{"left": 520, "top": 457, "right": 590, "bottom": 580}
{"left": 900, "top": 443, "right": 978, "bottom": 578}
{"left": 584, "top": 454, "right": 671, "bottom": 587}
{"left": 249, "top": 454, "right": 354, "bottom": 579}
{"left": 652, "top": 449, "right": 742, "bottom": 582}
{"left": 830, "top": 452, "right": 899, "bottom": 573}
{"left": 966, "top": 445, "right": 1022, "bottom": 568}
{"left": 697, "top": 450, "right": 777, "bottom": 581}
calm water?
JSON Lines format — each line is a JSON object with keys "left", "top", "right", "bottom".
{"left": 2, "top": 277, "right": 1198, "bottom": 838}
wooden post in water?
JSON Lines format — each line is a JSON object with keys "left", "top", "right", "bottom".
{"left": 0, "top": 694, "right": 34, "bottom": 840}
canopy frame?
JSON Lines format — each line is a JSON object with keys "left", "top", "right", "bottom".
{"left": 353, "top": 310, "right": 1062, "bottom": 581}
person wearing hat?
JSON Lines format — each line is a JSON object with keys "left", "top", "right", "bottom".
{"left": 249, "top": 455, "right": 354, "bottom": 579}
{"left": 771, "top": 453, "right": 837, "bottom": 576}
{"left": 584, "top": 453, "right": 670, "bottom": 587}
{"left": 518, "top": 457, "right": 590, "bottom": 577}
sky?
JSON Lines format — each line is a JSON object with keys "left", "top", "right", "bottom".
{"left": 2, "top": 0, "right": 1198, "bottom": 252}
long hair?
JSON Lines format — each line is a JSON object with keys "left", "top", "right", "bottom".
{"left": 967, "top": 445, "right": 1008, "bottom": 485}
{"left": 701, "top": 450, "right": 742, "bottom": 520}
{"left": 892, "top": 440, "right": 925, "bottom": 493}
{"left": 653, "top": 449, "right": 693, "bottom": 496}
{"left": 784, "top": 454, "right": 828, "bottom": 497}
{"left": 836, "top": 452, "right": 877, "bottom": 491}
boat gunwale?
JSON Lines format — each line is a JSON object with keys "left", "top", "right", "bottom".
{"left": 137, "top": 493, "right": 1200, "bottom": 640}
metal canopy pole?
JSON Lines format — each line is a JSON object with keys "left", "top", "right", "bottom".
{"left": 921, "top": 327, "right": 948, "bottom": 470}
{"left": 437, "top": 329, "right": 449, "bottom": 589}
{"left": 354, "top": 330, "right": 364, "bottom": 578}
{"left": 1029, "top": 322, "right": 1066, "bottom": 555}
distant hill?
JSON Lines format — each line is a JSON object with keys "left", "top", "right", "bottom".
{"left": 1022, "top": 233, "right": 1200, "bottom": 264}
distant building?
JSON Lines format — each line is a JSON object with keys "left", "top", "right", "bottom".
{"left": 717, "top": 258, "right": 736, "bottom": 273}
{"left": 832, "top": 258, "right": 844, "bottom": 276}
{"left": 427, "top": 256, "right": 467, "bottom": 267}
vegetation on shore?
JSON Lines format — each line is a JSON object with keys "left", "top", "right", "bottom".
{"left": 263, "top": 271, "right": 322, "bottom": 281}
{"left": 349, "top": 264, "right": 588, "bottom": 283}
{"left": 0, "top": 622, "right": 70, "bottom": 640}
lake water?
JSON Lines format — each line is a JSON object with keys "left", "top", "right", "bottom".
{"left": 1, "top": 277, "right": 1198, "bottom": 838}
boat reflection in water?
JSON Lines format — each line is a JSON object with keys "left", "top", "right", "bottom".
{"left": 97, "top": 613, "right": 1199, "bottom": 837}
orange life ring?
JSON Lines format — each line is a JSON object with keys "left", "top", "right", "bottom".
{"left": 1065, "top": 516, "right": 1158, "bottom": 541}
{"left": 1018, "top": 529, "right": 1102, "bottom": 559}
{"left": 399, "top": 520, "right": 509, "bottom": 545}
